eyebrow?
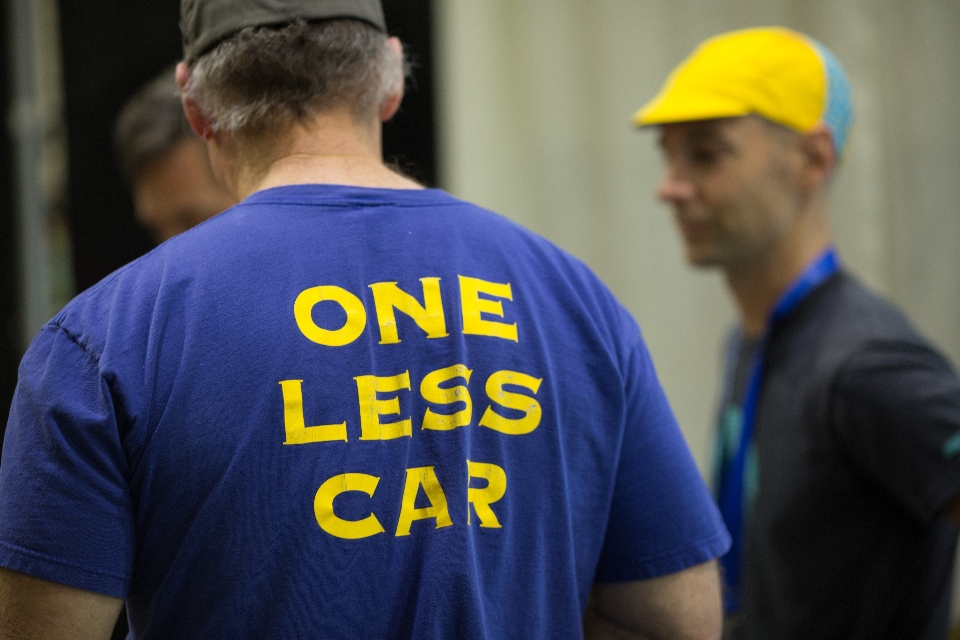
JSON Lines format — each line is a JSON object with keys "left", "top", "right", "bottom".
{"left": 687, "top": 125, "right": 726, "bottom": 143}
{"left": 658, "top": 125, "right": 725, "bottom": 150}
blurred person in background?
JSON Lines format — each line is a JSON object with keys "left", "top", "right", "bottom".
{"left": 0, "top": 1, "right": 730, "bottom": 638}
{"left": 636, "top": 26, "right": 960, "bottom": 640}
{"left": 114, "top": 66, "right": 235, "bottom": 243}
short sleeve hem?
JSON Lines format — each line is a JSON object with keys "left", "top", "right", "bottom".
{"left": 0, "top": 533, "right": 130, "bottom": 598}
{"left": 594, "top": 528, "right": 731, "bottom": 583}
{"left": 0, "top": 540, "right": 130, "bottom": 598}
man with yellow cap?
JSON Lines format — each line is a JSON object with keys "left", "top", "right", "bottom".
{"left": 636, "top": 26, "right": 960, "bottom": 639}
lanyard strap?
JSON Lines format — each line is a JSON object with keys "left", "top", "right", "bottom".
{"left": 718, "top": 246, "right": 840, "bottom": 612}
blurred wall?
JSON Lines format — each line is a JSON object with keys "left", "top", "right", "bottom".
{"left": 432, "top": 0, "right": 960, "bottom": 623}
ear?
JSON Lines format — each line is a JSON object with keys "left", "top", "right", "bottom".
{"left": 798, "top": 125, "right": 836, "bottom": 191}
{"left": 176, "top": 62, "right": 215, "bottom": 141}
{"left": 379, "top": 37, "right": 405, "bottom": 122}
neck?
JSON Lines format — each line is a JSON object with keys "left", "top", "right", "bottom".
{"left": 217, "top": 109, "right": 424, "bottom": 201}
{"left": 725, "top": 202, "right": 832, "bottom": 338}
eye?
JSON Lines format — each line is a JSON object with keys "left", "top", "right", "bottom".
{"left": 689, "top": 145, "right": 721, "bottom": 166}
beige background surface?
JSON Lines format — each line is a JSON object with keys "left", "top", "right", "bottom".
{"left": 432, "top": 0, "right": 960, "bottom": 622}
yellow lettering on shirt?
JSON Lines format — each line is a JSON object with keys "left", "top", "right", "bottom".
{"left": 294, "top": 285, "right": 367, "bottom": 347}
{"left": 355, "top": 371, "right": 413, "bottom": 440}
{"left": 458, "top": 276, "right": 518, "bottom": 342}
{"left": 314, "top": 473, "right": 385, "bottom": 539}
{"left": 369, "top": 278, "right": 449, "bottom": 344}
{"left": 466, "top": 460, "right": 507, "bottom": 528}
{"left": 420, "top": 364, "right": 473, "bottom": 431}
{"left": 479, "top": 370, "right": 543, "bottom": 435}
{"left": 395, "top": 465, "right": 454, "bottom": 536}
{"left": 279, "top": 380, "right": 348, "bottom": 444}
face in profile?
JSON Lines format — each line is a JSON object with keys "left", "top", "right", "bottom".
{"left": 655, "top": 115, "right": 805, "bottom": 269}
{"left": 133, "top": 137, "right": 236, "bottom": 243}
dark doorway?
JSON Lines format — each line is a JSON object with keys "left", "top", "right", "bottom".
{"left": 1, "top": 12, "right": 22, "bottom": 445}
{"left": 382, "top": 0, "right": 437, "bottom": 187}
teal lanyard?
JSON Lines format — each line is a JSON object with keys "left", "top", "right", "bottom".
{"left": 717, "top": 246, "right": 840, "bottom": 613}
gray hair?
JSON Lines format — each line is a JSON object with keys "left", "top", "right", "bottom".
{"left": 183, "top": 19, "right": 405, "bottom": 138}
{"left": 114, "top": 66, "right": 195, "bottom": 183}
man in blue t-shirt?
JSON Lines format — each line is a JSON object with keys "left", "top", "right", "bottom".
{"left": 0, "top": 1, "right": 729, "bottom": 637}
{"left": 635, "top": 27, "right": 960, "bottom": 639}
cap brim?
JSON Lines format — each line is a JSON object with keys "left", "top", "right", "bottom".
{"left": 632, "top": 89, "right": 753, "bottom": 128}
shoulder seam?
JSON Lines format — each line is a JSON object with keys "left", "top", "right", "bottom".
{"left": 49, "top": 321, "right": 103, "bottom": 367}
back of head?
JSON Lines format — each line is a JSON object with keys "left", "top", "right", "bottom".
{"left": 114, "top": 66, "right": 194, "bottom": 184}
{"left": 179, "top": 0, "right": 402, "bottom": 140}
{"left": 634, "top": 27, "right": 853, "bottom": 159}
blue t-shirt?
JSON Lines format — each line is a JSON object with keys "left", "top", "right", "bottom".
{"left": 0, "top": 185, "right": 728, "bottom": 638}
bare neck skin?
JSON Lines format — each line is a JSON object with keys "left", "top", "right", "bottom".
{"left": 726, "top": 192, "right": 831, "bottom": 338}
{"left": 209, "top": 109, "right": 423, "bottom": 202}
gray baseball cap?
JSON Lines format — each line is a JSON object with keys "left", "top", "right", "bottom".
{"left": 181, "top": 0, "right": 387, "bottom": 63}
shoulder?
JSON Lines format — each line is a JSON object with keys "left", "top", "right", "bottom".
{"left": 48, "top": 253, "right": 165, "bottom": 360}
{"left": 767, "top": 270, "right": 956, "bottom": 414}
{"left": 45, "top": 218, "right": 221, "bottom": 367}
{"left": 402, "top": 189, "right": 644, "bottom": 349}
{"left": 787, "top": 271, "right": 929, "bottom": 356}
{"left": 827, "top": 272, "right": 918, "bottom": 337}
{"left": 820, "top": 277, "right": 960, "bottom": 448}
{"left": 826, "top": 274, "right": 955, "bottom": 374}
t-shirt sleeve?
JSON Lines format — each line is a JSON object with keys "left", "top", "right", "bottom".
{"left": 832, "top": 341, "right": 960, "bottom": 525}
{"left": 594, "top": 337, "right": 730, "bottom": 583}
{"left": 0, "top": 322, "right": 134, "bottom": 598}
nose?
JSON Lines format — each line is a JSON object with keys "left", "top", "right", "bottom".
{"left": 656, "top": 164, "right": 695, "bottom": 204}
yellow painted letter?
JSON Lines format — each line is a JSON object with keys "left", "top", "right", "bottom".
{"left": 479, "top": 370, "right": 543, "bottom": 435}
{"left": 279, "top": 380, "right": 348, "bottom": 444}
{"left": 294, "top": 285, "right": 366, "bottom": 347}
{"left": 314, "top": 473, "right": 385, "bottom": 539}
{"left": 458, "top": 275, "right": 518, "bottom": 342}
{"left": 420, "top": 364, "right": 473, "bottom": 431}
{"left": 369, "top": 278, "right": 449, "bottom": 344}
{"left": 467, "top": 461, "right": 507, "bottom": 528}
{"left": 395, "top": 466, "right": 454, "bottom": 536}
{"left": 355, "top": 371, "right": 413, "bottom": 440}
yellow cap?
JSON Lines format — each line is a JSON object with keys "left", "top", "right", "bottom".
{"left": 633, "top": 27, "right": 853, "bottom": 155}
